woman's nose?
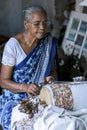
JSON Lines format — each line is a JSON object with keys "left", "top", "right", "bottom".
{"left": 39, "top": 22, "right": 47, "bottom": 29}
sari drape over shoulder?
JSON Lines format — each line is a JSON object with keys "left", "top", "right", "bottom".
{"left": 0, "top": 33, "right": 57, "bottom": 130}
{"left": 13, "top": 33, "right": 57, "bottom": 85}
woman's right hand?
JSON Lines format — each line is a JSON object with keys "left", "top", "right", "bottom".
{"left": 24, "top": 83, "right": 40, "bottom": 97}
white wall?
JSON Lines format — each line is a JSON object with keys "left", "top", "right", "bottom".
{"left": 0, "top": 0, "right": 22, "bottom": 36}
{"left": 0, "top": 0, "right": 56, "bottom": 37}
{"left": 0, "top": 0, "right": 83, "bottom": 37}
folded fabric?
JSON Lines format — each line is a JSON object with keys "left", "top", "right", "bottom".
{"left": 11, "top": 104, "right": 87, "bottom": 130}
{"left": 34, "top": 105, "right": 87, "bottom": 130}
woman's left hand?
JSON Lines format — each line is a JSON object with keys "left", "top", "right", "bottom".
{"left": 42, "top": 76, "right": 54, "bottom": 84}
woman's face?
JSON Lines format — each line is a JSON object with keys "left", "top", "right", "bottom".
{"left": 25, "top": 11, "right": 47, "bottom": 39}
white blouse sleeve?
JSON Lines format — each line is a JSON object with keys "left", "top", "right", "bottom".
{"left": 2, "top": 38, "right": 16, "bottom": 66}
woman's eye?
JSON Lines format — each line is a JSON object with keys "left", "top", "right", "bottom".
{"left": 31, "top": 21, "right": 49, "bottom": 28}
{"left": 33, "top": 22, "right": 40, "bottom": 27}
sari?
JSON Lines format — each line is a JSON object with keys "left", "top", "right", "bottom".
{"left": 0, "top": 33, "right": 57, "bottom": 130}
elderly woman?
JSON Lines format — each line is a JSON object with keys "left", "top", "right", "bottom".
{"left": 0, "top": 5, "right": 58, "bottom": 130}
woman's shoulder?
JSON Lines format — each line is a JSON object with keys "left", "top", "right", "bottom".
{"left": 5, "top": 37, "right": 19, "bottom": 48}
{"left": 5, "top": 32, "right": 23, "bottom": 46}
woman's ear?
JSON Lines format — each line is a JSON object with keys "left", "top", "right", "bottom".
{"left": 24, "top": 20, "right": 29, "bottom": 30}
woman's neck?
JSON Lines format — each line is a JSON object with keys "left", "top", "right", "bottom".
{"left": 23, "top": 32, "right": 39, "bottom": 47}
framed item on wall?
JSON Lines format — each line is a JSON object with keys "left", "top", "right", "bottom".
{"left": 62, "top": 11, "right": 87, "bottom": 61}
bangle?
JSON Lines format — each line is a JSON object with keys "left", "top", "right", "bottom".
{"left": 20, "top": 84, "right": 28, "bottom": 92}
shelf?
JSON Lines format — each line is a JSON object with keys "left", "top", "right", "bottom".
{"left": 62, "top": 11, "right": 87, "bottom": 61}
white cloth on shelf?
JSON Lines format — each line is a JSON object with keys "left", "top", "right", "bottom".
{"left": 79, "top": 0, "right": 87, "bottom": 6}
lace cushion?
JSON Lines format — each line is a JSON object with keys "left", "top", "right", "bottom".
{"left": 40, "top": 83, "right": 73, "bottom": 110}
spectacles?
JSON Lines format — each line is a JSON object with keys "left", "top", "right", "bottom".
{"left": 29, "top": 21, "right": 51, "bottom": 28}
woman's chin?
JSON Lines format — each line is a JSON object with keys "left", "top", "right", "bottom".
{"left": 37, "top": 33, "right": 45, "bottom": 39}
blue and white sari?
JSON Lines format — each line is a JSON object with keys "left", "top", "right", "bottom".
{"left": 0, "top": 33, "right": 57, "bottom": 130}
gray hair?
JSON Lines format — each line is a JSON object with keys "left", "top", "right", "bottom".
{"left": 23, "top": 5, "right": 47, "bottom": 22}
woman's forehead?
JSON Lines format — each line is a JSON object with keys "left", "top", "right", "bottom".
{"left": 30, "top": 11, "right": 47, "bottom": 21}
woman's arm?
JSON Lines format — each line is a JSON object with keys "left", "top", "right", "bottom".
{"left": 0, "top": 64, "right": 39, "bottom": 96}
{"left": 0, "top": 64, "right": 23, "bottom": 92}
